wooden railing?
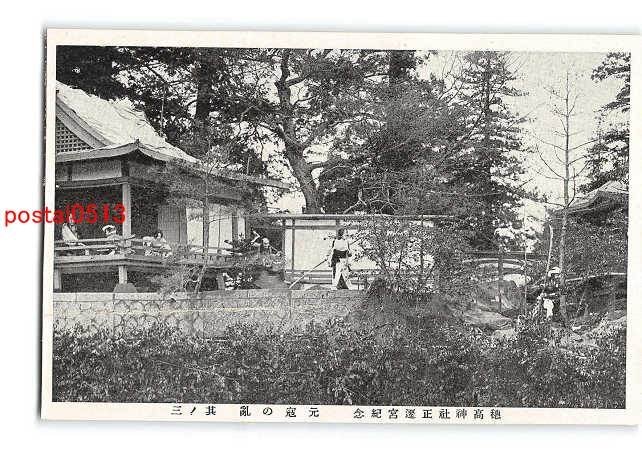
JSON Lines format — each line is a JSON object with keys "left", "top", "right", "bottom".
{"left": 54, "top": 238, "right": 233, "bottom": 262}
{"left": 54, "top": 237, "right": 141, "bottom": 256}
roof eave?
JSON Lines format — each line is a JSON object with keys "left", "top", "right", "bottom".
{"left": 56, "top": 142, "right": 290, "bottom": 190}
{"left": 55, "top": 142, "right": 140, "bottom": 163}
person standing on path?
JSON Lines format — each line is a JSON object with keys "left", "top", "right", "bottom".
{"left": 327, "top": 228, "right": 353, "bottom": 290}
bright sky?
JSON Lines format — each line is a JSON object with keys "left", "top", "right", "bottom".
{"left": 504, "top": 52, "right": 623, "bottom": 202}
{"left": 272, "top": 50, "right": 625, "bottom": 213}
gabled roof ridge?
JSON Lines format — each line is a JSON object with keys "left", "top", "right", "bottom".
{"left": 56, "top": 81, "right": 199, "bottom": 164}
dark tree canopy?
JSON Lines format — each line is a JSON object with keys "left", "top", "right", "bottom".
{"left": 584, "top": 52, "right": 630, "bottom": 192}
{"left": 58, "top": 46, "right": 541, "bottom": 250}
{"left": 319, "top": 50, "right": 527, "bottom": 249}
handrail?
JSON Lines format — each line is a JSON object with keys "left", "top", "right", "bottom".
{"left": 54, "top": 237, "right": 137, "bottom": 244}
{"left": 54, "top": 237, "right": 237, "bottom": 261}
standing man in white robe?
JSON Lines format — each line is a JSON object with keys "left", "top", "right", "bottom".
{"left": 327, "top": 228, "right": 353, "bottom": 290}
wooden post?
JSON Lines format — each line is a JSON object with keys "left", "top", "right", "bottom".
{"left": 202, "top": 196, "right": 210, "bottom": 249}
{"left": 118, "top": 265, "right": 128, "bottom": 284}
{"left": 53, "top": 268, "right": 62, "bottom": 291}
{"left": 121, "top": 182, "right": 132, "bottom": 238}
{"left": 497, "top": 250, "right": 504, "bottom": 313}
{"left": 231, "top": 208, "right": 239, "bottom": 241}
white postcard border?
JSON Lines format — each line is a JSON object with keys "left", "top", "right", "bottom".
{"left": 41, "top": 28, "right": 642, "bottom": 425}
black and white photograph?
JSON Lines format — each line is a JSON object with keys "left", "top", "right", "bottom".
{"left": 40, "top": 29, "right": 639, "bottom": 424}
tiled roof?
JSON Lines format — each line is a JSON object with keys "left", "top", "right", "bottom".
{"left": 567, "top": 180, "right": 628, "bottom": 213}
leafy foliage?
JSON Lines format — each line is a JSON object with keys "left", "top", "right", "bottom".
{"left": 58, "top": 46, "right": 529, "bottom": 222}
{"left": 319, "top": 51, "right": 527, "bottom": 249}
{"left": 354, "top": 217, "right": 474, "bottom": 296}
{"left": 556, "top": 209, "right": 628, "bottom": 278}
{"left": 53, "top": 317, "right": 625, "bottom": 408}
{"left": 150, "top": 240, "right": 286, "bottom": 294}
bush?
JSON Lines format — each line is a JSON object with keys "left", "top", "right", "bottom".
{"left": 470, "top": 322, "right": 626, "bottom": 408}
{"left": 52, "top": 318, "right": 625, "bottom": 407}
{"left": 354, "top": 217, "right": 475, "bottom": 296}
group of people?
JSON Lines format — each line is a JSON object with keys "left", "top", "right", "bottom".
{"left": 248, "top": 230, "right": 278, "bottom": 255}
{"left": 224, "top": 230, "right": 279, "bottom": 256}
{"left": 60, "top": 219, "right": 356, "bottom": 289}
{"left": 60, "top": 220, "right": 125, "bottom": 255}
{"left": 59, "top": 218, "right": 171, "bottom": 257}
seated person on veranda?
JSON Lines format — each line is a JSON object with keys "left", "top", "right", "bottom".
{"left": 60, "top": 220, "right": 89, "bottom": 255}
{"left": 142, "top": 230, "right": 172, "bottom": 257}
{"left": 250, "top": 232, "right": 280, "bottom": 255}
{"left": 101, "top": 225, "right": 134, "bottom": 255}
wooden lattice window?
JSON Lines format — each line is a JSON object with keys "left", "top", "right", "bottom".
{"left": 55, "top": 118, "right": 92, "bottom": 153}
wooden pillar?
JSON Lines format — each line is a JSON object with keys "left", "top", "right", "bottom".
{"left": 121, "top": 182, "right": 132, "bottom": 238}
{"left": 53, "top": 268, "right": 62, "bottom": 291}
{"left": 178, "top": 207, "right": 188, "bottom": 243}
{"left": 118, "top": 265, "right": 128, "bottom": 284}
{"left": 290, "top": 219, "right": 296, "bottom": 278}
{"left": 202, "top": 197, "right": 210, "bottom": 249}
{"left": 231, "top": 208, "right": 239, "bottom": 241}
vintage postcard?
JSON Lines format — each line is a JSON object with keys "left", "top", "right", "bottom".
{"left": 41, "top": 29, "right": 640, "bottom": 424}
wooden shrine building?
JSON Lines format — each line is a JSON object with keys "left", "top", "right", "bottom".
{"left": 53, "top": 82, "right": 288, "bottom": 292}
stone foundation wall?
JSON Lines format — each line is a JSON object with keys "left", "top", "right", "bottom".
{"left": 52, "top": 290, "right": 366, "bottom": 336}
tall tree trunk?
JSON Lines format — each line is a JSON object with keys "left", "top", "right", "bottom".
{"left": 558, "top": 206, "right": 568, "bottom": 323}
{"left": 192, "top": 50, "right": 221, "bottom": 290}
{"left": 481, "top": 54, "right": 496, "bottom": 248}
{"left": 194, "top": 53, "right": 214, "bottom": 158}
{"left": 558, "top": 74, "right": 571, "bottom": 324}
{"left": 274, "top": 50, "right": 323, "bottom": 213}
{"left": 287, "top": 150, "right": 322, "bottom": 213}
{"left": 193, "top": 51, "right": 217, "bottom": 245}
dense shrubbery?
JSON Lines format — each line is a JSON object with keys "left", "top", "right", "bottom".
{"left": 53, "top": 318, "right": 625, "bottom": 408}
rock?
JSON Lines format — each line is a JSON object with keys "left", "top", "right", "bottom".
{"left": 475, "top": 280, "right": 522, "bottom": 312}
{"left": 253, "top": 270, "right": 291, "bottom": 289}
{"left": 458, "top": 307, "right": 512, "bottom": 331}
{"left": 592, "top": 315, "right": 626, "bottom": 335}
{"left": 604, "top": 309, "right": 626, "bottom": 321}
{"left": 492, "top": 328, "right": 517, "bottom": 340}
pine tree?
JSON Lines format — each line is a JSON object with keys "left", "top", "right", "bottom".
{"left": 318, "top": 50, "right": 474, "bottom": 217}
{"left": 583, "top": 52, "right": 630, "bottom": 191}
{"left": 454, "top": 51, "right": 526, "bottom": 249}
